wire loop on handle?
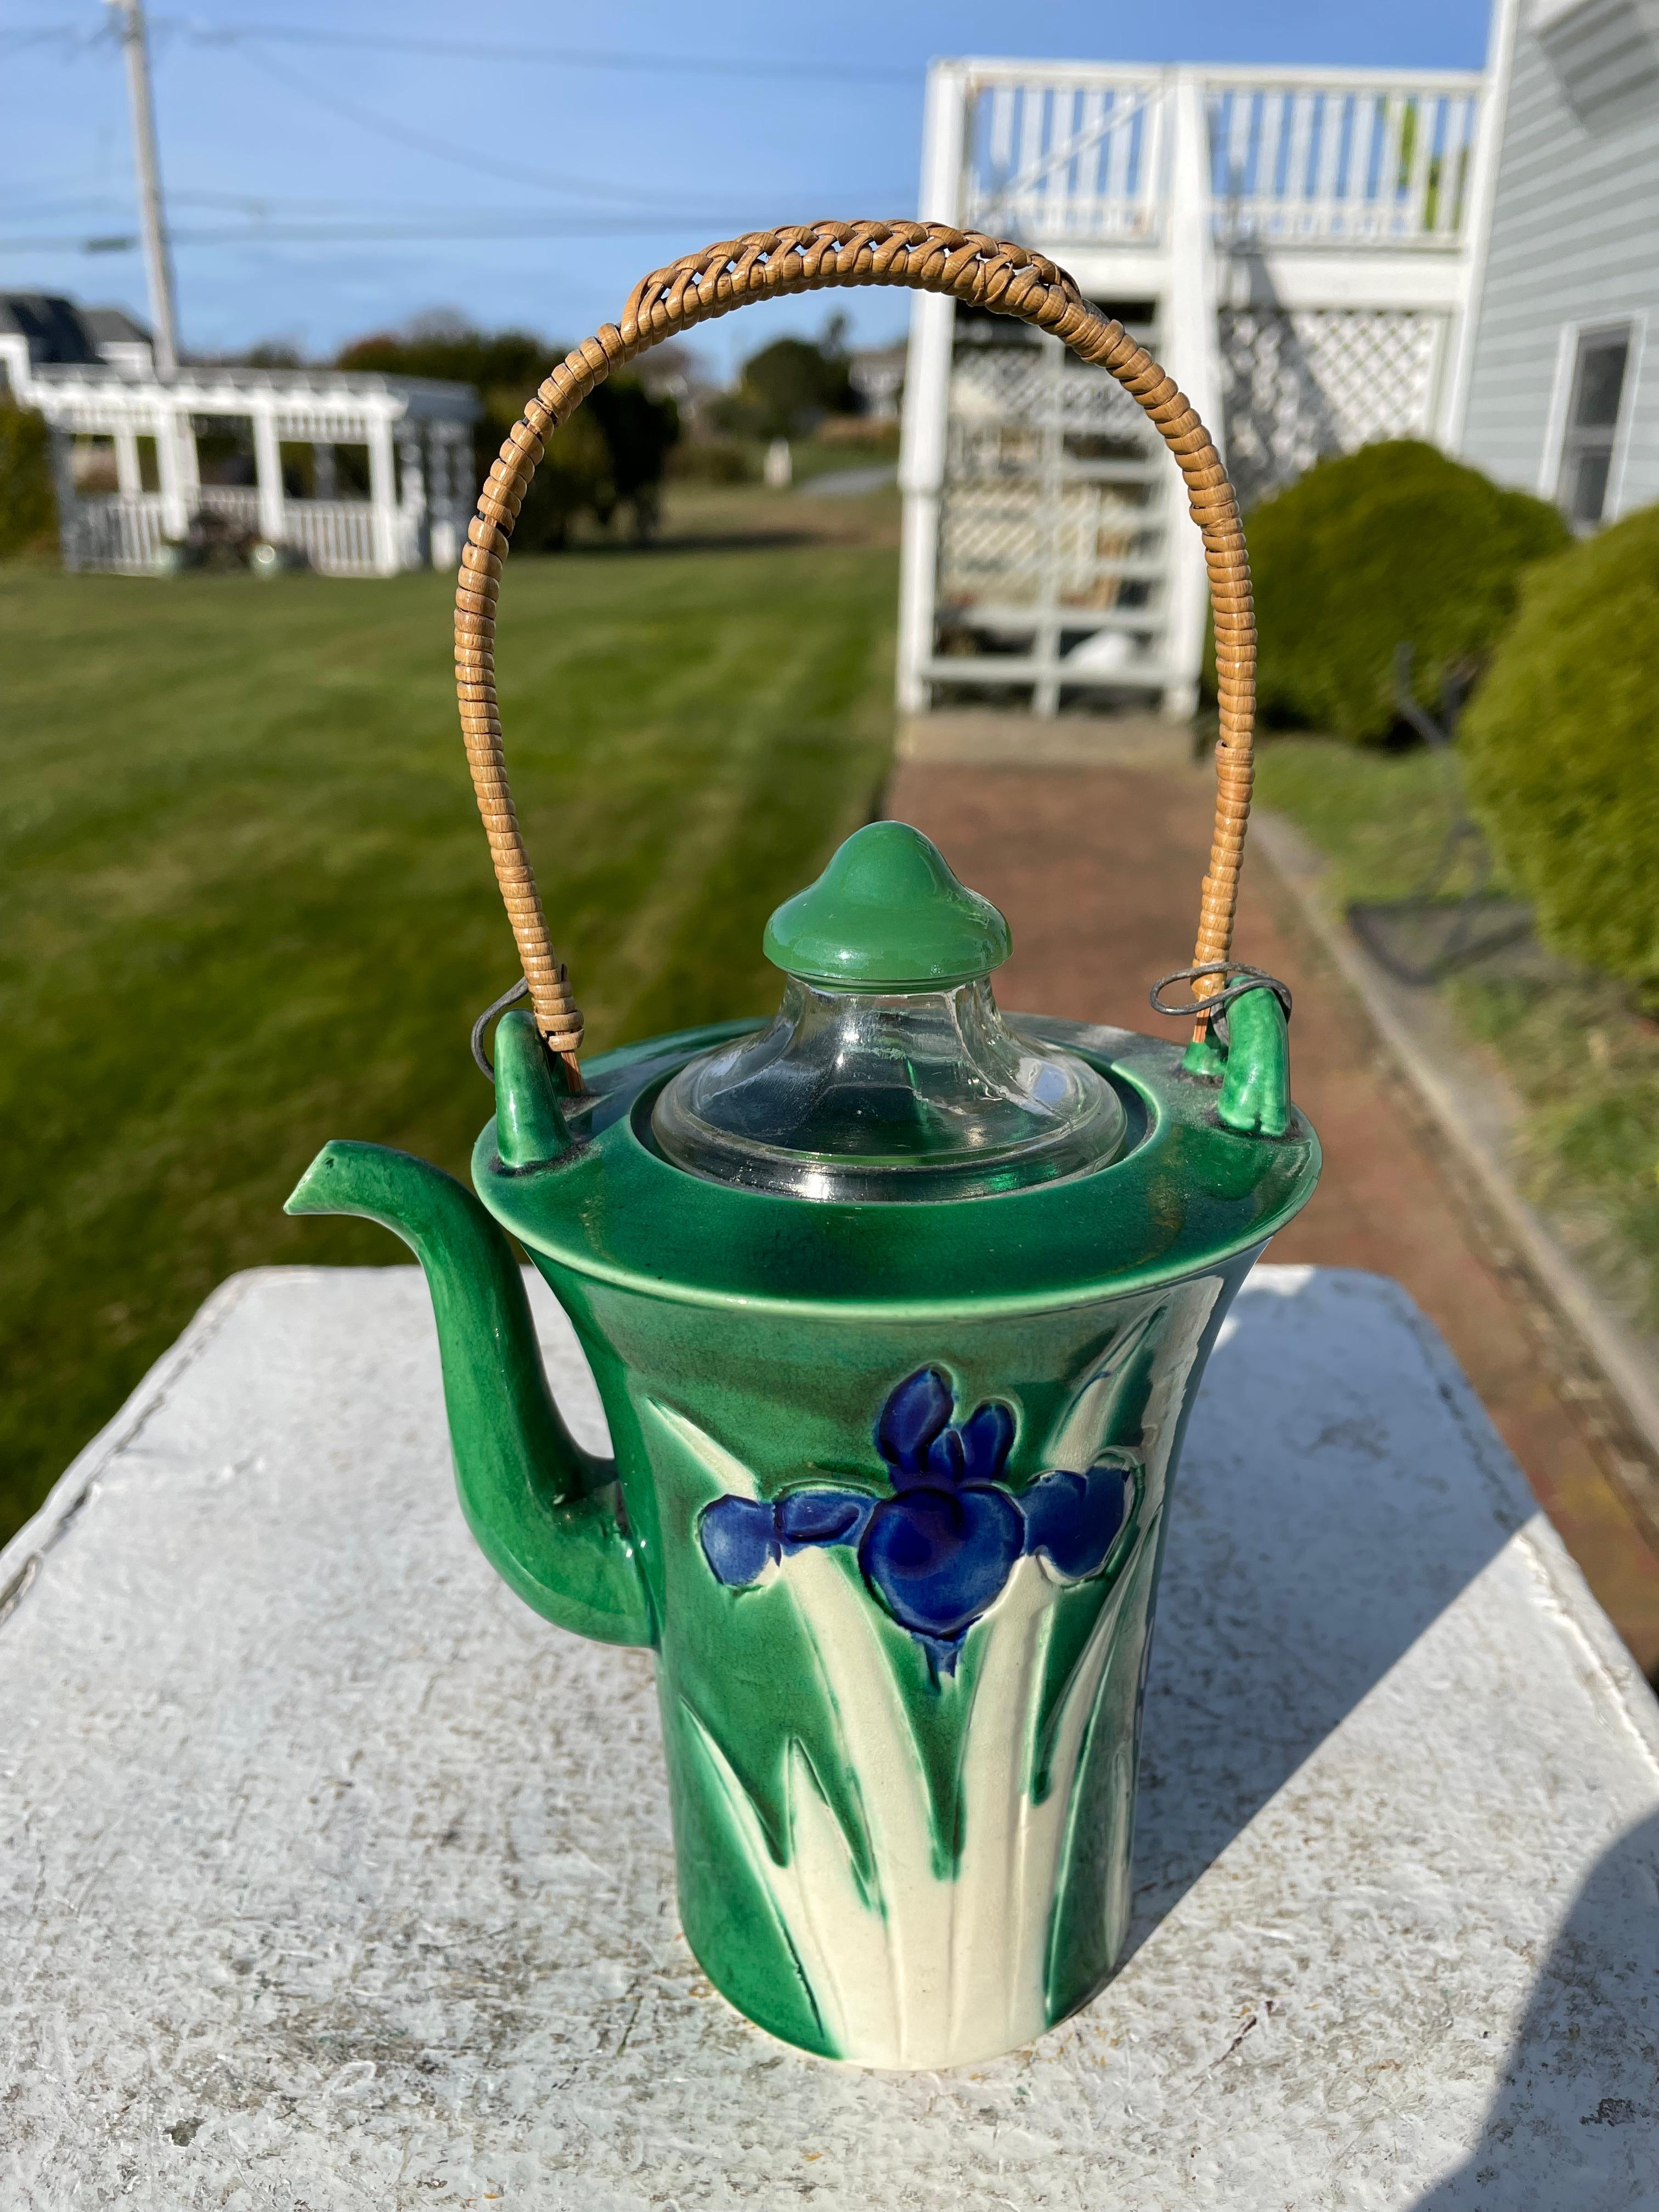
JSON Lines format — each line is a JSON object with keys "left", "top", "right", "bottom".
{"left": 454, "top": 218, "right": 1257, "bottom": 1085}
{"left": 1148, "top": 962, "right": 1292, "bottom": 1048}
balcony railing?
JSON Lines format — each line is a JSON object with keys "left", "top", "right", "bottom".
{"left": 62, "top": 491, "right": 398, "bottom": 576}
{"left": 966, "top": 72, "right": 1166, "bottom": 244}
{"left": 961, "top": 64, "right": 1485, "bottom": 250}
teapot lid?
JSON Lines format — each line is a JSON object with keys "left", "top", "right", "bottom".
{"left": 650, "top": 824, "right": 1126, "bottom": 1203}
{"left": 762, "top": 821, "right": 1012, "bottom": 990}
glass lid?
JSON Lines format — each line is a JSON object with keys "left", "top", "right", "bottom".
{"left": 650, "top": 823, "right": 1127, "bottom": 1203}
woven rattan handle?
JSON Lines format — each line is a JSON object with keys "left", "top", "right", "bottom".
{"left": 455, "top": 219, "right": 1254, "bottom": 1084}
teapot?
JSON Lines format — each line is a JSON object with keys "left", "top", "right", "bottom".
{"left": 286, "top": 221, "right": 1319, "bottom": 2070}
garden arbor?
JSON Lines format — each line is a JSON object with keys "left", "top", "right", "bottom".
{"left": 0, "top": 308, "right": 477, "bottom": 577}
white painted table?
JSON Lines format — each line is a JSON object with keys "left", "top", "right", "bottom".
{"left": 3, "top": 1266, "right": 1657, "bottom": 2211}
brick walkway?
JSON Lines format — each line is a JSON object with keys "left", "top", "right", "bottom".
{"left": 888, "top": 759, "right": 1659, "bottom": 1678}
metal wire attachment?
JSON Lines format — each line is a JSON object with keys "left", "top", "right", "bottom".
{"left": 1148, "top": 962, "right": 1293, "bottom": 1047}
{"left": 471, "top": 975, "right": 531, "bottom": 1080}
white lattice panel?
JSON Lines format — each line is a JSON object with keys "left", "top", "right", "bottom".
{"left": 949, "top": 346, "right": 1147, "bottom": 436}
{"left": 1218, "top": 307, "right": 1443, "bottom": 505}
{"left": 938, "top": 482, "right": 1148, "bottom": 611}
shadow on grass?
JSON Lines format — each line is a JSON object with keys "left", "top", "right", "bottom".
{"left": 577, "top": 529, "right": 820, "bottom": 557}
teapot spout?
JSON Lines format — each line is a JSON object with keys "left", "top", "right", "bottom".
{"left": 285, "top": 1141, "right": 652, "bottom": 1649}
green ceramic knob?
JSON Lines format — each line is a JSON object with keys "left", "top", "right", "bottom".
{"left": 763, "top": 821, "right": 1013, "bottom": 989}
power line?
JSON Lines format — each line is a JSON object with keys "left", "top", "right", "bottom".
{"left": 1, "top": 16, "right": 917, "bottom": 281}
{"left": 220, "top": 46, "right": 909, "bottom": 215}
{"left": 5, "top": 22, "right": 916, "bottom": 236}
{"left": 0, "top": 211, "right": 833, "bottom": 253}
{"left": 228, "top": 45, "right": 678, "bottom": 206}
{"left": 166, "top": 20, "right": 916, "bottom": 88}
{"left": 1, "top": 19, "right": 915, "bottom": 84}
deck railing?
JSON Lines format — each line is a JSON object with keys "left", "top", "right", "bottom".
{"left": 196, "top": 486, "right": 262, "bottom": 527}
{"left": 194, "top": 490, "right": 384, "bottom": 572}
{"left": 1207, "top": 74, "right": 1481, "bottom": 244}
{"left": 62, "top": 490, "right": 389, "bottom": 575}
{"left": 966, "top": 71, "right": 1166, "bottom": 244}
{"left": 64, "top": 494, "right": 168, "bottom": 574}
{"left": 961, "top": 64, "right": 1485, "bottom": 250}
{"left": 284, "top": 500, "right": 382, "bottom": 574}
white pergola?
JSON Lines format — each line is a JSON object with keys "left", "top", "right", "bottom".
{"left": 2, "top": 342, "right": 478, "bottom": 578}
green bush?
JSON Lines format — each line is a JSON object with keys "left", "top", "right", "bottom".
{"left": 335, "top": 322, "right": 679, "bottom": 544}
{"left": 713, "top": 321, "right": 857, "bottom": 442}
{"left": 0, "top": 403, "right": 57, "bottom": 561}
{"left": 1245, "top": 439, "right": 1568, "bottom": 741}
{"left": 1461, "top": 502, "right": 1659, "bottom": 1004}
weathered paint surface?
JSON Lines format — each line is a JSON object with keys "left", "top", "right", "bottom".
{"left": 3, "top": 1265, "right": 1657, "bottom": 2208}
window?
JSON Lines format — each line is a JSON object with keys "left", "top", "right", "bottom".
{"left": 1556, "top": 324, "right": 1632, "bottom": 527}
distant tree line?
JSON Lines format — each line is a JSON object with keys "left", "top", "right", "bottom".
{"left": 709, "top": 315, "right": 860, "bottom": 443}
{"left": 0, "top": 403, "right": 55, "bottom": 560}
{"left": 336, "top": 319, "right": 680, "bottom": 547}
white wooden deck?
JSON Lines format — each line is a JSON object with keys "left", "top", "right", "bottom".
{"left": 898, "top": 60, "right": 1494, "bottom": 718}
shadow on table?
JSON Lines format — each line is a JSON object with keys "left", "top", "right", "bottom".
{"left": 1126, "top": 1270, "right": 1532, "bottom": 1954}
{"left": 1411, "top": 1810, "right": 1659, "bottom": 2210}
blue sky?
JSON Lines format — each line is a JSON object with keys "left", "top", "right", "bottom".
{"left": 3, "top": 1, "right": 1493, "bottom": 371}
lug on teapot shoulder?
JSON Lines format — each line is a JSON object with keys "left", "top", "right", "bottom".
{"left": 287, "top": 221, "right": 1319, "bottom": 2071}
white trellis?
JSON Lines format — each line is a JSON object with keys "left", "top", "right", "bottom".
{"left": 0, "top": 334, "right": 477, "bottom": 579}
{"left": 1218, "top": 307, "right": 1446, "bottom": 508}
{"left": 899, "top": 58, "right": 1494, "bottom": 718}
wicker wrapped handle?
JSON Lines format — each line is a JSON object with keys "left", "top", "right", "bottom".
{"left": 454, "top": 219, "right": 1254, "bottom": 1084}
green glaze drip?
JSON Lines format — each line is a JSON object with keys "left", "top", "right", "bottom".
{"left": 284, "top": 1140, "right": 652, "bottom": 1648}
{"left": 1029, "top": 1489, "right": 1143, "bottom": 1807}
{"left": 1042, "top": 1527, "right": 1165, "bottom": 2027}
{"left": 631, "top": 1392, "right": 882, "bottom": 1898}
{"left": 763, "top": 821, "right": 1012, "bottom": 989}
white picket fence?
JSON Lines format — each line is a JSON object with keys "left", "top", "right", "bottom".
{"left": 64, "top": 492, "right": 397, "bottom": 577}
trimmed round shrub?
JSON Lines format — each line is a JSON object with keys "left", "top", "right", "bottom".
{"left": 1461, "top": 501, "right": 1659, "bottom": 1004}
{"left": 0, "top": 403, "right": 57, "bottom": 561}
{"left": 1245, "top": 439, "right": 1569, "bottom": 741}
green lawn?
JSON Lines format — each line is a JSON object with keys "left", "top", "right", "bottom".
{"left": 1256, "top": 736, "right": 1659, "bottom": 1341}
{"left": 0, "top": 490, "right": 897, "bottom": 1538}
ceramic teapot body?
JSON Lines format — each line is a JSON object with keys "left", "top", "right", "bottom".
{"left": 290, "top": 1006, "right": 1317, "bottom": 2067}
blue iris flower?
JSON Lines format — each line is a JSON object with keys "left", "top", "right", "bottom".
{"left": 698, "top": 1368, "right": 1134, "bottom": 1675}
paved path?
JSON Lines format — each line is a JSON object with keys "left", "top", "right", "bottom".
{"left": 888, "top": 759, "right": 1659, "bottom": 1678}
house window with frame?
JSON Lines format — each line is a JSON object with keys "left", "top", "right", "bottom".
{"left": 1557, "top": 325, "right": 1632, "bottom": 528}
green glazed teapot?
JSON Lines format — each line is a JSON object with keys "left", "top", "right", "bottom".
{"left": 287, "top": 222, "right": 1320, "bottom": 2070}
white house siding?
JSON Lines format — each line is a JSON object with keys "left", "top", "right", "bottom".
{"left": 1461, "top": 0, "right": 1659, "bottom": 518}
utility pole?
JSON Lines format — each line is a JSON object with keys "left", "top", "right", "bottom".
{"left": 106, "top": 0, "right": 179, "bottom": 376}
